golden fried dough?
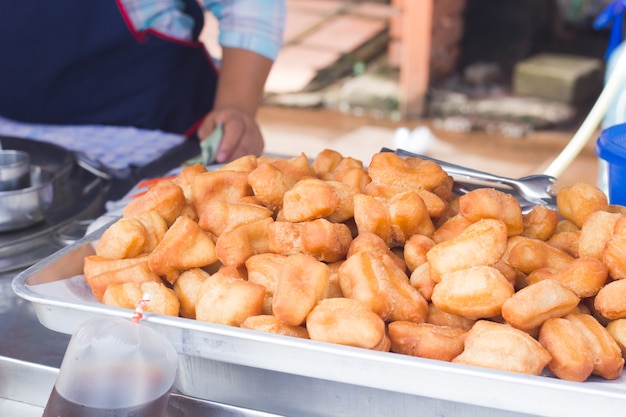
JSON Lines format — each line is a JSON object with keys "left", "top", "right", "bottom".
{"left": 501, "top": 279, "right": 579, "bottom": 330}
{"left": 426, "top": 303, "right": 475, "bottom": 330}
{"left": 521, "top": 205, "right": 559, "bottom": 241}
{"left": 452, "top": 320, "right": 552, "bottom": 375}
{"left": 197, "top": 200, "right": 273, "bottom": 236}
{"left": 247, "top": 162, "right": 296, "bottom": 213}
{"left": 245, "top": 253, "right": 287, "bottom": 315}
{"left": 269, "top": 153, "right": 315, "bottom": 181}
{"left": 566, "top": 313, "right": 624, "bottom": 379}
{"left": 602, "top": 216, "right": 626, "bottom": 279}
{"left": 427, "top": 219, "right": 508, "bottom": 282}
{"left": 389, "top": 321, "right": 467, "bottom": 361}
{"left": 431, "top": 265, "right": 514, "bottom": 320}
{"left": 123, "top": 180, "right": 185, "bottom": 226}
{"left": 195, "top": 269, "right": 265, "bottom": 326}
{"left": 173, "top": 268, "right": 210, "bottom": 319}
{"left": 367, "top": 152, "right": 449, "bottom": 192}
{"left": 403, "top": 234, "right": 436, "bottom": 272}
{"left": 311, "top": 149, "right": 344, "bottom": 180}
{"left": 557, "top": 182, "right": 609, "bottom": 228}
{"left": 95, "top": 217, "right": 147, "bottom": 259}
{"left": 339, "top": 250, "right": 428, "bottom": 323}
{"left": 347, "top": 232, "right": 406, "bottom": 272}
{"left": 504, "top": 236, "right": 574, "bottom": 275}
{"left": 409, "top": 263, "right": 436, "bottom": 301}
{"left": 547, "top": 231, "right": 580, "bottom": 258}
{"left": 84, "top": 256, "right": 162, "bottom": 302}
{"left": 525, "top": 257, "right": 608, "bottom": 298}
{"left": 191, "top": 170, "right": 252, "bottom": 213}
{"left": 215, "top": 217, "right": 273, "bottom": 267}
{"left": 281, "top": 178, "right": 339, "bottom": 222}
{"left": 578, "top": 211, "right": 621, "bottom": 259}
{"left": 431, "top": 213, "right": 472, "bottom": 243}
{"left": 458, "top": 188, "right": 523, "bottom": 236}
{"left": 595, "top": 278, "right": 626, "bottom": 320}
{"left": 306, "top": 297, "right": 388, "bottom": 350}
{"left": 353, "top": 193, "right": 394, "bottom": 246}
{"left": 388, "top": 191, "right": 435, "bottom": 242}
{"left": 241, "top": 315, "right": 309, "bottom": 339}
{"left": 102, "top": 281, "right": 180, "bottom": 317}
{"left": 272, "top": 253, "right": 330, "bottom": 326}
{"left": 148, "top": 215, "right": 218, "bottom": 284}
{"left": 538, "top": 317, "right": 594, "bottom": 382}
{"left": 606, "top": 319, "right": 626, "bottom": 357}
{"left": 218, "top": 154, "right": 258, "bottom": 173}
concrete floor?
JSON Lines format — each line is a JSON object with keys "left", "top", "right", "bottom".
{"left": 258, "top": 105, "right": 601, "bottom": 193}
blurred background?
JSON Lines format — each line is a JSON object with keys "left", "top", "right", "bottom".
{"left": 202, "top": 0, "right": 617, "bottom": 191}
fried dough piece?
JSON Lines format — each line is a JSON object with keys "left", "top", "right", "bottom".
{"left": 247, "top": 162, "right": 296, "bottom": 213}
{"left": 312, "top": 149, "right": 344, "bottom": 180}
{"left": 521, "top": 205, "right": 559, "bottom": 241}
{"left": 95, "top": 217, "right": 147, "bottom": 259}
{"left": 123, "top": 180, "right": 185, "bottom": 226}
{"left": 409, "top": 263, "right": 435, "bottom": 300}
{"left": 191, "top": 170, "right": 252, "bottom": 213}
{"left": 458, "top": 188, "right": 524, "bottom": 236}
{"left": 557, "top": 182, "right": 609, "bottom": 228}
{"left": 241, "top": 315, "right": 309, "bottom": 339}
{"left": 431, "top": 213, "right": 472, "bottom": 243}
{"left": 347, "top": 232, "right": 406, "bottom": 272}
{"left": 501, "top": 279, "right": 579, "bottom": 331}
{"left": 215, "top": 217, "right": 273, "bottom": 267}
{"left": 525, "top": 257, "right": 608, "bottom": 298}
{"left": 602, "top": 216, "right": 626, "bottom": 279}
{"left": 578, "top": 211, "right": 621, "bottom": 259}
{"left": 102, "top": 281, "right": 180, "bottom": 317}
{"left": 388, "top": 191, "right": 436, "bottom": 242}
{"left": 174, "top": 163, "right": 208, "bottom": 204}
{"left": 364, "top": 182, "right": 447, "bottom": 219}
{"left": 148, "top": 215, "right": 218, "bottom": 284}
{"left": 245, "top": 253, "right": 287, "bottom": 315}
{"left": 272, "top": 253, "right": 330, "bottom": 326}
{"left": 197, "top": 200, "right": 273, "bottom": 236}
{"left": 306, "top": 297, "right": 387, "bottom": 350}
{"left": 452, "top": 320, "right": 552, "bottom": 375}
{"left": 606, "top": 319, "right": 626, "bottom": 357}
{"left": 218, "top": 154, "right": 258, "bottom": 173}
{"left": 595, "top": 278, "right": 626, "bottom": 320}
{"left": 427, "top": 219, "right": 508, "bottom": 283}
{"left": 403, "top": 234, "right": 436, "bottom": 272}
{"left": 367, "top": 152, "right": 449, "bottom": 192}
{"left": 84, "top": 255, "right": 162, "bottom": 301}
{"left": 173, "top": 268, "right": 210, "bottom": 319}
{"left": 538, "top": 317, "right": 594, "bottom": 382}
{"left": 432, "top": 265, "right": 514, "bottom": 320}
{"left": 353, "top": 193, "right": 393, "bottom": 246}
{"left": 389, "top": 321, "right": 467, "bottom": 361}
{"left": 504, "top": 236, "right": 575, "bottom": 275}
{"left": 268, "top": 219, "right": 352, "bottom": 262}
{"left": 566, "top": 313, "right": 625, "bottom": 379}
{"left": 281, "top": 178, "right": 355, "bottom": 223}
{"left": 195, "top": 269, "right": 266, "bottom": 326}
{"left": 339, "top": 250, "right": 428, "bottom": 323}
{"left": 547, "top": 231, "right": 580, "bottom": 258}
{"left": 332, "top": 166, "right": 371, "bottom": 193}
{"left": 426, "top": 303, "right": 476, "bottom": 330}
{"left": 269, "top": 152, "right": 315, "bottom": 181}
{"left": 326, "top": 261, "right": 345, "bottom": 298}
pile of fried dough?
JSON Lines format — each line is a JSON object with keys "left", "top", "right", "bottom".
{"left": 84, "top": 149, "right": 626, "bottom": 382}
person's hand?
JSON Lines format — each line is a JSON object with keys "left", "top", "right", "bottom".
{"left": 198, "top": 106, "right": 264, "bottom": 163}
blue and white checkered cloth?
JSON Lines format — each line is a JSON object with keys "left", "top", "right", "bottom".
{"left": 0, "top": 116, "right": 186, "bottom": 178}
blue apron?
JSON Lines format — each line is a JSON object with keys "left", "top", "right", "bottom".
{"left": 0, "top": 0, "right": 218, "bottom": 136}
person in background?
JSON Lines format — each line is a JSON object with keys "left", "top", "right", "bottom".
{"left": 0, "top": 0, "right": 286, "bottom": 196}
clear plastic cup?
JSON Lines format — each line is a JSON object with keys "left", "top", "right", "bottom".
{"left": 42, "top": 316, "right": 178, "bottom": 417}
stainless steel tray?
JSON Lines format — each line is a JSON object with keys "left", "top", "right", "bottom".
{"left": 0, "top": 355, "right": 281, "bottom": 417}
{"left": 12, "top": 229, "right": 626, "bottom": 417}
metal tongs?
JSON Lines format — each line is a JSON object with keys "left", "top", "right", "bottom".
{"left": 382, "top": 147, "right": 557, "bottom": 211}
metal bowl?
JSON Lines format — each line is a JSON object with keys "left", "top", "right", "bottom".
{"left": 0, "top": 166, "right": 54, "bottom": 232}
{"left": 0, "top": 150, "right": 31, "bottom": 191}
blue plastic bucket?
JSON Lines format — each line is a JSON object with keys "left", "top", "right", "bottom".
{"left": 595, "top": 123, "right": 626, "bottom": 205}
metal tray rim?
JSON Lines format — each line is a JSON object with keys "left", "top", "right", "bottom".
{"left": 11, "top": 231, "right": 626, "bottom": 417}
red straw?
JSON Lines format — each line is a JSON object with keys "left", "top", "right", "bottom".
{"left": 132, "top": 294, "right": 151, "bottom": 323}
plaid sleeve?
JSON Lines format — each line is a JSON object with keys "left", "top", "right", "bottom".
{"left": 203, "top": 0, "right": 286, "bottom": 61}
